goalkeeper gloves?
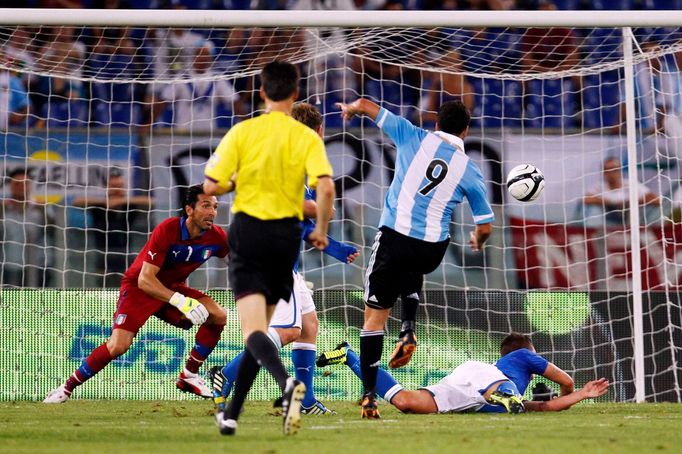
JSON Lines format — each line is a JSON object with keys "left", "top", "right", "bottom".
{"left": 169, "top": 292, "right": 209, "bottom": 325}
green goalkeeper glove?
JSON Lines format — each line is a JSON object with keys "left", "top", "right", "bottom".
{"left": 169, "top": 292, "right": 209, "bottom": 325}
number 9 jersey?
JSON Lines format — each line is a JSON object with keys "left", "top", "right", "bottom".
{"left": 122, "top": 216, "right": 228, "bottom": 288}
{"left": 375, "top": 107, "right": 494, "bottom": 243}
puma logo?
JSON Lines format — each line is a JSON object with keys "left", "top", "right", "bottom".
{"left": 147, "top": 251, "right": 157, "bottom": 260}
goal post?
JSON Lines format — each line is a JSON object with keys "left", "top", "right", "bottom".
{"left": 1, "top": 8, "right": 682, "bottom": 402}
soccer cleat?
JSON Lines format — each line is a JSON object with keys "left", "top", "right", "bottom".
{"left": 43, "top": 385, "right": 71, "bottom": 404}
{"left": 360, "top": 391, "right": 381, "bottom": 419}
{"left": 301, "top": 400, "right": 336, "bottom": 415}
{"left": 175, "top": 371, "right": 212, "bottom": 398}
{"left": 216, "top": 412, "right": 238, "bottom": 436}
{"left": 488, "top": 391, "right": 526, "bottom": 414}
{"left": 281, "top": 377, "right": 306, "bottom": 435}
{"left": 388, "top": 330, "right": 417, "bottom": 369}
{"left": 209, "top": 366, "right": 232, "bottom": 411}
{"left": 316, "top": 342, "right": 350, "bottom": 367}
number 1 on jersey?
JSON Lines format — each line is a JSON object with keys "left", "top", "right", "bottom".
{"left": 419, "top": 159, "right": 449, "bottom": 196}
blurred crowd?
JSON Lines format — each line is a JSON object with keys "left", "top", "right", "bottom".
{"left": 2, "top": 0, "right": 682, "bottom": 288}
{"left": 0, "top": 0, "right": 681, "bottom": 133}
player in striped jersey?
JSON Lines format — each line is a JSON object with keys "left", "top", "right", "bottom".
{"left": 336, "top": 99, "right": 494, "bottom": 418}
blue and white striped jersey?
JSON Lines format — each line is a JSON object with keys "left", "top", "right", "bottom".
{"left": 375, "top": 107, "right": 494, "bottom": 242}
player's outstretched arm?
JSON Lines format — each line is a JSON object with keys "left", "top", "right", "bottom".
{"left": 542, "top": 363, "right": 575, "bottom": 396}
{"left": 308, "top": 176, "right": 335, "bottom": 250}
{"left": 138, "top": 262, "right": 208, "bottom": 325}
{"left": 524, "top": 378, "right": 609, "bottom": 412}
{"left": 336, "top": 98, "right": 381, "bottom": 121}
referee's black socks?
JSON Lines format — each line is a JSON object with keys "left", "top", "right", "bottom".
{"left": 360, "top": 329, "right": 384, "bottom": 394}
{"left": 226, "top": 349, "right": 260, "bottom": 421}
{"left": 246, "top": 330, "right": 289, "bottom": 391}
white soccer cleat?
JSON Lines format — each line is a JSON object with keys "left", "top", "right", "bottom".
{"left": 175, "top": 371, "right": 212, "bottom": 398}
{"left": 43, "top": 385, "right": 71, "bottom": 404}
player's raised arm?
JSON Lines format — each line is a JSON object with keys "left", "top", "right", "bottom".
{"left": 524, "top": 378, "right": 609, "bottom": 412}
{"left": 336, "top": 98, "right": 381, "bottom": 121}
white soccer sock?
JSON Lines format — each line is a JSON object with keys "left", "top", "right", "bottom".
{"left": 383, "top": 383, "right": 404, "bottom": 403}
{"left": 267, "top": 327, "right": 283, "bottom": 350}
{"left": 291, "top": 342, "right": 316, "bottom": 351}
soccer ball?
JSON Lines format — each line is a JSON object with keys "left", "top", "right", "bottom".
{"left": 506, "top": 164, "right": 545, "bottom": 202}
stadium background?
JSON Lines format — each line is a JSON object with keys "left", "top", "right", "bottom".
{"left": 1, "top": 1, "right": 682, "bottom": 403}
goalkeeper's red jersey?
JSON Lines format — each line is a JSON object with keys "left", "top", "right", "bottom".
{"left": 122, "top": 216, "right": 228, "bottom": 288}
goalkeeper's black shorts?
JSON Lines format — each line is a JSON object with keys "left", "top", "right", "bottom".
{"left": 228, "top": 212, "right": 301, "bottom": 306}
{"left": 364, "top": 226, "right": 449, "bottom": 310}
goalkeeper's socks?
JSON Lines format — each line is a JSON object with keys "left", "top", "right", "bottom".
{"left": 360, "top": 329, "right": 384, "bottom": 393}
{"left": 226, "top": 349, "right": 261, "bottom": 421}
{"left": 246, "top": 331, "right": 289, "bottom": 391}
{"left": 291, "top": 343, "right": 317, "bottom": 407}
{"left": 345, "top": 347, "right": 401, "bottom": 403}
{"left": 186, "top": 323, "right": 225, "bottom": 373}
{"left": 64, "top": 343, "right": 112, "bottom": 393}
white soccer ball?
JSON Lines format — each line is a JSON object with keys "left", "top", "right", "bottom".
{"left": 506, "top": 164, "right": 545, "bottom": 202}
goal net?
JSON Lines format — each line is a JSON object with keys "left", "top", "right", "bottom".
{"left": 1, "top": 10, "right": 681, "bottom": 402}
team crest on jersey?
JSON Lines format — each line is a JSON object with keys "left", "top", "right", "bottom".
{"left": 202, "top": 249, "right": 212, "bottom": 260}
{"left": 115, "top": 314, "right": 127, "bottom": 325}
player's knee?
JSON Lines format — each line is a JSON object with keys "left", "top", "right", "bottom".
{"left": 277, "top": 327, "right": 301, "bottom": 346}
{"left": 106, "top": 337, "right": 132, "bottom": 358}
{"left": 301, "top": 313, "right": 319, "bottom": 338}
{"left": 210, "top": 306, "right": 228, "bottom": 326}
{"left": 390, "top": 391, "right": 410, "bottom": 412}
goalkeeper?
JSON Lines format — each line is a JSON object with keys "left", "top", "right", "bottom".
{"left": 317, "top": 332, "right": 609, "bottom": 414}
{"left": 44, "top": 185, "right": 229, "bottom": 403}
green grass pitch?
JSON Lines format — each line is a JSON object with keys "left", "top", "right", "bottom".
{"left": 2, "top": 401, "right": 681, "bottom": 453}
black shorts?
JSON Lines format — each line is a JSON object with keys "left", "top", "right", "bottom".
{"left": 365, "top": 226, "right": 449, "bottom": 310}
{"left": 228, "top": 212, "right": 302, "bottom": 306}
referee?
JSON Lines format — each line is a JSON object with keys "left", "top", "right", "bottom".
{"left": 203, "top": 61, "right": 334, "bottom": 436}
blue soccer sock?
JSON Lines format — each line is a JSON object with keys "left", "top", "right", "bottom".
{"left": 219, "top": 351, "right": 244, "bottom": 397}
{"left": 291, "top": 342, "right": 317, "bottom": 407}
{"left": 345, "top": 346, "right": 401, "bottom": 402}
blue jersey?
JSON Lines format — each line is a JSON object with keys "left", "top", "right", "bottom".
{"left": 494, "top": 348, "right": 549, "bottom": 395}
{"left": 375, "top": 108, "right": 494, "bottom": 242}
{"left": 293, "top": 187, "right": 357, "bottom": 272}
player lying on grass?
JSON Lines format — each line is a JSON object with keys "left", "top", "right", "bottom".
{"left": 317, "top": 332, "right": 609, "bottom": 414}
{"left": 210, "top": 103, "right": 359, "bottom": 416}
{"left": 44, "top": 185, "right": 228, "bottom": 403}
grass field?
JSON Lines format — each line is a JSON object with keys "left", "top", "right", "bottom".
{"left": 2, "top": 400, "right": 681, "bottom": 453}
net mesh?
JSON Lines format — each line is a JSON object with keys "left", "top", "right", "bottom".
{"left": 1, "top": 22, "right": 682, "bottom": 402}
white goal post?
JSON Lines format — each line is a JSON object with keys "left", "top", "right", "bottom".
{"left": 1, "top": 8, "right": 681, "bottom": 403}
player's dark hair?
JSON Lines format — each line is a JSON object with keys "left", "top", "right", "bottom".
{"left": 8, "top": 167, "right": 28, "bottom": 179}
{"left": 261, "top": 61, "right": 300, "bottom": 102}
{"left": 181, "top": 184, "right": 206, "bottom": 214}
{"left": 292, "top": 102, "right": 323, "bottom": 131}
{"left": 500, "top": 332, "right": 534, "bottom": 356}
{"left": 437, "top": 100, "right": 470, "bottom": 136}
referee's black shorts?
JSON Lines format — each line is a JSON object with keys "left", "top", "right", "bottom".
{"left": 228, "top": 212, "right": 301, "bottom": 306}
{"left": 365, "top": 226, "right": 449, "bottom": 310}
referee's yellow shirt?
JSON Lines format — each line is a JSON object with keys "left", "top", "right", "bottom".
{"left": 204, "top": 111, "right": 333, "bottom": 221}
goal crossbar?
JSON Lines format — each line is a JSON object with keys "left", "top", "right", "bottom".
{"left": 2, "top": 8, "right": 682, "bottom": 28}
